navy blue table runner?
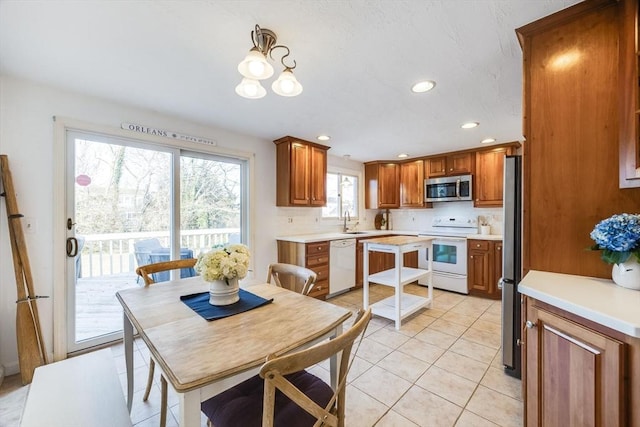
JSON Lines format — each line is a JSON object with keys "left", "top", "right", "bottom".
{"left": 180, "top": 288, "right": 273, "bottom": 321}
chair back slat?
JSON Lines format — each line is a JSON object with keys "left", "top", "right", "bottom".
{"left": 266, "top": 263, "right": 317, "bottom": 295}
{"left": 135, "top": 258, "right": 197, "bottom": 286}
{"left": 259, "top": 308, "right": 372, "bottom": 427}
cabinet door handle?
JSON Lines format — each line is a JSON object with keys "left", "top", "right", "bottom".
{"left": 476, "top": 243, "right": 481, "bottom": 247}
{"left": 470, "top": 255, "right": 474, "bottom": 259}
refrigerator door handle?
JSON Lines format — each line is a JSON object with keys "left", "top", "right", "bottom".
{"left": 498, "top": 277, "right": 504, "bottom": 290}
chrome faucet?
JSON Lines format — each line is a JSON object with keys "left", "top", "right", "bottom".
{"left": 343, "top": 210, "right": 351, "bottom": 232}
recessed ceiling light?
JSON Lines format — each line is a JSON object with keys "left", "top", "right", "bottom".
{"left": 481, "top": 138, "right": 496, "bottom": 144}
{"left": 461, "top": 122, "right": 479, "bottom": 129}
{"left": 397, "top": 153, "right": 409, "bottom": 158}
{"left": 411, "top": 80, "right": 436, "bottom": 93}
{"left": 317, "top": 135, "right": 330, "bottom": 141}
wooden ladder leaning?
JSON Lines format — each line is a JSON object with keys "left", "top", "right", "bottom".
{"left": 0, "top": 155, "right": 47, "bottom": 384}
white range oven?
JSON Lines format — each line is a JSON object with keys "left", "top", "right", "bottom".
{"left": 417, "top": 216, "right": 478, "bottom": 294}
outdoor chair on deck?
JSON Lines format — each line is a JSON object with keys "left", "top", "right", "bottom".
{"left": 135, "top": 258, "right": 198, "bottom": 427}
{"left": 266, "top": 263, "right": 317, "bottom": 296}
{"left": 201, "top": 308, "right": 372, "bottom": 427}
{"left": 133, "top": 238, "right": 163, "bottom": 283}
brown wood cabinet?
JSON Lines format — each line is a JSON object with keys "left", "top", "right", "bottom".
{"left": 426, "top": 152, "right": 473, "bottom": 178}
{"left": 619, "top": 0, "right": 640, "bottom": 188}
{"left": 524, "top": 297, "right": 629, "bottom": 426}
{"left": 474, "top": 146, "right": 515, "bottom": 207}
{"left": 274, "top": 136, "right": 329, "bottom": 207}
{"left": 517, "top": 0, "right": 640, "bottom": 279}
{"left": 399, "top": 159, "right": 424, "bottom": 208}
{"left": 364, "top": 162, "right": 400, "bottom": 209}
{"left": 467, "top": 239, "right": 501, "bottom": 299}
{"left": 355, "top": 236, "right": 418, "bottom": 287}
{"left": 276, "top": 240, "right": 329, "bottom": 299}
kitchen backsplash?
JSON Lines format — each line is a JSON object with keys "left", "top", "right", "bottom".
{"left": 276, "top": 201, "right": 504, "bottom": 236}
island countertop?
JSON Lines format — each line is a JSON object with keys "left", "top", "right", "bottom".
{"left": 519, "top": 270, "right": 640, "bottom": 338}
{"left": 363, "top": 235, "right": 434, "bottom": 247}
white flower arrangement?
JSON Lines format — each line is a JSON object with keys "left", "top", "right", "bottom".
{"left": 195, "top": 243, "right": 250, "bottom": 283}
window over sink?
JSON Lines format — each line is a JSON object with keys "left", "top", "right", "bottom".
{"left": 323, "top": 171, "right": 359, "bottom": 219}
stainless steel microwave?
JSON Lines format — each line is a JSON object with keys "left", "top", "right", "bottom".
{"left": 425, "top": 174, "right": 473, "bottom": 202}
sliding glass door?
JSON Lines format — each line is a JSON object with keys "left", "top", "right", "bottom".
{"left": 66, "top": 130, "right": 247, "bottom": 353}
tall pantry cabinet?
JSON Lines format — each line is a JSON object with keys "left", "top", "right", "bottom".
{"left": 517, "top": 0, "right": 640, "bottom": 425}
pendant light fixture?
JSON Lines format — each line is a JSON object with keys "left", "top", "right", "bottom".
{"left": 236, "top": 25, "right": 302, "bottom": 99}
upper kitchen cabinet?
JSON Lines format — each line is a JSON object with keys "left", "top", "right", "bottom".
{"left": 426, "top": 152, "right": 473, "bottom": 178}
{"left": 474, "top": 143, "right": 519, "bottom": 207}
{"left": 365, "top": 161, "right": 400, "bottom": 209}
{"left": 274, "top": 136, "right": 329, "bottom": 207}
{"left": 399, "top": 159, "right": 425, "bottom": 208}
{"left": 619, "top": 0, "right": 640, "bottom": 188}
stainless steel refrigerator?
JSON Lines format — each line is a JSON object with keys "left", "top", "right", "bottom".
{"left": 501, "top": 155, "right": 522, "bottom": 379}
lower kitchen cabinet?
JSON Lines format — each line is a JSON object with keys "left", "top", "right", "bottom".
{"left": 276, "top": 240, "right": 329, "bottom": 299}
{"left": 523, "top": 297, "right": 637, "bottom": 426}
{"left": 467, "top": 239, "right": 502, "bottom": 299}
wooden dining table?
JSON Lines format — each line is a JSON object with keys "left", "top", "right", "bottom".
{"left": 116, "top": 277, "right": 352, "bottom": 427}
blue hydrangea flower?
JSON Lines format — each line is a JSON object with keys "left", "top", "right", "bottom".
{"left": 590, "top": 213, "right": 640, "bottom": 264}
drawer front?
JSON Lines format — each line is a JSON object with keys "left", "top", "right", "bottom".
{"left": 469, "top": 240, "right": 490, "bottom": 251}
{"left": 306, "top": 242, "right": 329, "bottom": 256}
{"left": 308, "top": 279, "right": 329, "bottom": 299}
{"left": 306, "top": 254, "right": 329, "bottom": 267}
{"left": 309, "top": 264, "right": 329, "bottom": 282}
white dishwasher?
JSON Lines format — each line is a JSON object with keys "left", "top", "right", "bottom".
{"left": 329, "top": 239, "right": 356, "bottom": 295}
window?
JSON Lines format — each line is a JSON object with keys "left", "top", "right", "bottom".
{"left": 323, "top": 172, "right": 358, "bottom": 218}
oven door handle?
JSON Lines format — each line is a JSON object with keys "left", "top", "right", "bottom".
{"left": 431, "top": 237, "right": 467, "bottom": 243}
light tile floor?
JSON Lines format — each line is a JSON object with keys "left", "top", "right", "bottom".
{"left": 0, "top": 284, "right": 523, "bottom": 426}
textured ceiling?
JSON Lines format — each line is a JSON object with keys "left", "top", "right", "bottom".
{"left": 0, "top": 0, "right": 582, "bottom": 161}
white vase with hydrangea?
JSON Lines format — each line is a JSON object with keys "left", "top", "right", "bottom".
{"left": 195, "top": 243, "right": 250, "bottom": 305}
{"left": 590, "top": 213, "right": 640, "bottom": 290}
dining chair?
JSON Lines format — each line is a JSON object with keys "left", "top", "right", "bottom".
{"left": 266, "top": 263, "right": 317, "bottom": 296}
{"left": 135, "top": 258, "right": 198, "bottom": 427}
{"left": 201, "top": 308, "right": 372, "bottom": 427}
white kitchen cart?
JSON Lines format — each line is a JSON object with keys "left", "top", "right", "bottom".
{"left": 363, "top": 235, "right": 434, "bottom": 330}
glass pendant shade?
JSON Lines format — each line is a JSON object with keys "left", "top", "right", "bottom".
{"left": 237, "top": 48, "right": 274, "bottom": 80}
{"left": 271, "top": 69, "right": 303, "bottom": 97}
{"left": 235, "top": 78, "right": 266, "bottom": 99}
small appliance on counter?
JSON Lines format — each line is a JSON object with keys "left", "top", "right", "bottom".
{"left": 417, "top": 216, "right": 478, "bottom": 294}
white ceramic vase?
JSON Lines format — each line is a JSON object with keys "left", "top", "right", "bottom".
{"left": 611, "top": 257, "right": 640, "bottom": 290}
{"left": 208, "top": 277, "right": 240, "bottom": 305}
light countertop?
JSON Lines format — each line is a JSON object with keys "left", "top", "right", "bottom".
{"left": 519, "top": 270, "right": 640, "bottom": 338}
{"left": 276, "top": 230, "right": 418, "bottom": 243}
{"left": 363, "top": 235, "right": 434, "bottom": 247}
{"left": 469, "top": 234, "right": 503, "bottom": 241}
{"left": 277, "top": 230, "right": 504, "bottom": 243}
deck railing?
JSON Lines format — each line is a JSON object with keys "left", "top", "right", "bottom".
{"left": 77, "top": 228, "right": 240, "bottom": 278}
